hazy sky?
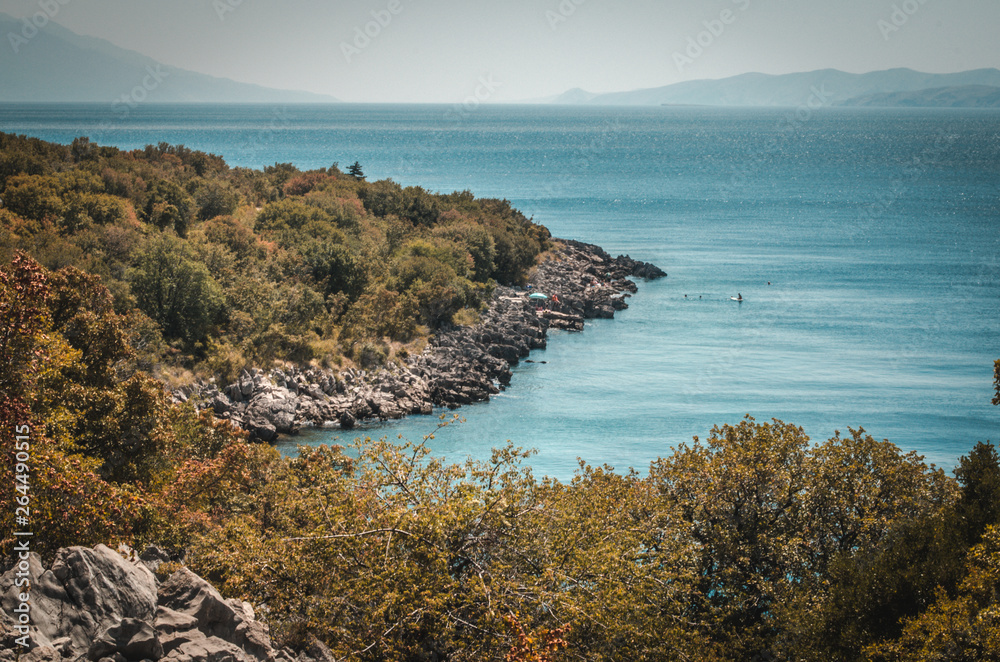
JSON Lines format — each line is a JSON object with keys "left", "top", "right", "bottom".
{"left": 2, "top": 0, "right": 999, "bottom": 102}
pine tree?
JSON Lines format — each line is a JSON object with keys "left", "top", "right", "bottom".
{"left": 348, "top": 161, "right": 365, "bottom": 179}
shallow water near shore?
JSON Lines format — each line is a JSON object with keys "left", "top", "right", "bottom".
{"left": 4, "top": 103, "right": 998, "bottom": 477}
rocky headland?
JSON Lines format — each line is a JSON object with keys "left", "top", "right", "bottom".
{"left": 172, "top": 240, "right": 665, "bottom": 441}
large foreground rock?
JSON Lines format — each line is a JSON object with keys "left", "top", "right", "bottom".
{"left": 0, "top": 546, "right": 324, "bottom": 662}
{"left": 0, "top": 545, "right": 157, "bottom": 656}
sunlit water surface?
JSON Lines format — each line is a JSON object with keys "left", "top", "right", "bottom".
{"left": 3, "top": 103, "right": 997, "bottom": 477}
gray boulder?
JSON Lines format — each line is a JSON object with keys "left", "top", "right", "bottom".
{"left": 158, "top": 568, "right": 278, "bottom": 662}
{"left": 1, "top": 547, "right": 325, "bottom": 662}
{"left": 247, "top": 417, "right": 277, "bottom": 442}
{"left": 88, "top": 618, "right": 163, "bottom": 661}
{"left": 246, "top": 392, "right": 298, "bottom": 435}
{"left": 239, "top": 370, "right": 255, "bottom": 397}
{"left": 0, "top": 545, "right": 157, "bottom": 654}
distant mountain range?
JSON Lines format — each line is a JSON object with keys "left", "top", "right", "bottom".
{"left": 2, "top": 14, "right": 996, "bottom": 110}
{"left": 0, "top": 13, "right": 338, "bottom": 103}
{"left": 549, "top": 69, "right": 1000, "bottom": 108}
{"left": 840, "top": 85, "right": 1000, "bottom": 108}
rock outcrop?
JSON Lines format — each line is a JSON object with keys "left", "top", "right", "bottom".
{"left": 0, "top": 545, "right": 332, "bottom": 662}
{"left": 171, "top": 240, "right": 665, "bottom": 439}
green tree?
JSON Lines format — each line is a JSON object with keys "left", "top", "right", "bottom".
{"left": 195, "top": 180, "right": 240, "bottom": 221}
{"left": 358, "top": 179, "right": 405, "bottom": 218}
{"left": 2, "top": 173, "right": 66, "bottom": 224}
{"left": 866, "top": 525, "right": 1000, "bottom": 662}
{"left": 348, "top": 161, "right": 365, "bottom": 180}
{"left": 0, "top": 255, "right": 147, "bottom": 556}
{"left": 954, "top": 441, "right": 1000, "bottom": 548}
{"left": 129, "top": 235, "right": 224, "bottom": 349}
{"left": 254, "top": 198, "right": 338, "bottom": 244}
{"left": 774, "top": 432, "right": 956, "bottom": 661}
{"left": 143, "top": 180, "right": 195, "bottom": 237}
{"left": 801, "top": 429, "right": 953, "bottom": 573}
{"left": 650, "top": 416, "right": 811, "bottom": 659}
{"left": 301, "top": 239, "right": 367, "bottom": 300}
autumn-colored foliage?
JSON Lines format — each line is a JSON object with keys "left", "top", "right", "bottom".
{"left": 2, "top": 255, "right": 998, "bottom": 662}
{"left": 504, "top": 613, "right": 569, "bottom": 662}
{"left": 0, "top": 255, "right": 269, "bottom": 558}
{"left": 1, "top": 133, "right": 998, "bottom": 660}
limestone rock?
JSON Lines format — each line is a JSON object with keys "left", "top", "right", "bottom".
{"left": 0, "top": 545, "right": 157, "bottom": 656}
{"left": 158, "top": 567, "right": 278, "bottom": 662}
{"left": 0, "top": 546, "right": 331, "bottom": 662}
{"left": 87, "top": 618, "right": 163, "bottom": 661}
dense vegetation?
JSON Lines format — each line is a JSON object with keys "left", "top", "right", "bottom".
{"left": 2, "top": 134, "right": 999, "bottom": 660}
{"left": 0, "top": 132, "right": 550, "bottom": 383}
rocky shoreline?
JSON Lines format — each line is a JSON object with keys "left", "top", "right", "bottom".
{"left": 171, "top": 240, "right": 665, "bottom": 442}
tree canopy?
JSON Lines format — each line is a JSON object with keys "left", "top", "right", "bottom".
{"left": 0, "top": 132, "right": 550, "bottom": 374}
{"left": 1, "top": 133, "right": 997, "bottom": 660}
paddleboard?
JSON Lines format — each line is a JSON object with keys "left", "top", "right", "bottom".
{"left": 731, "top": 297, "right": 743, "bottom": 302}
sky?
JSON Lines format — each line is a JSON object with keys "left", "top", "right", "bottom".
{"left": 1, "top": 0, "right": 999, "bottom": 102}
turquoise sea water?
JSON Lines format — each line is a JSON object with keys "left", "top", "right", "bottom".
{"left": 3, "top": 103, "right": 998, "bottom": 477}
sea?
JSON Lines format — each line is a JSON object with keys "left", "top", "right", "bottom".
{"left": 2, "top": 103, "right": 998, "bottom": 478}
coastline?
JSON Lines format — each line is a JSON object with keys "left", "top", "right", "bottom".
{"left": 171, "top": 240, "right": 666, "bottom": 441}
